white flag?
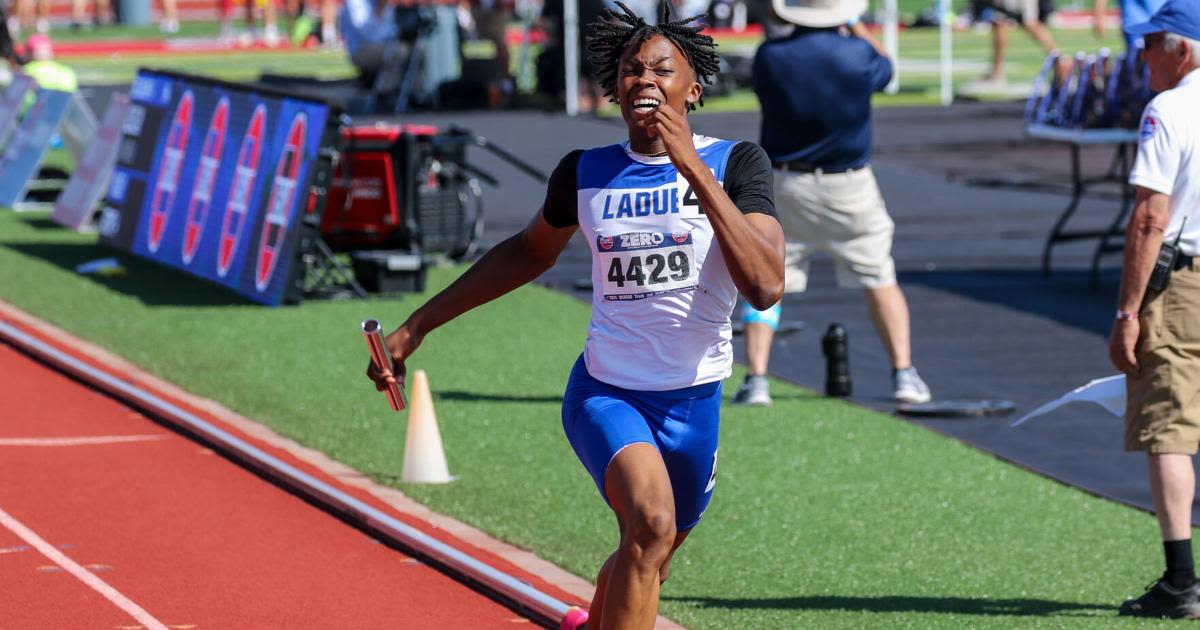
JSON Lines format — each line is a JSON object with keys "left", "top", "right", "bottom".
{"left": 1011, "top": 374, "right": 1126, "bottom": 427}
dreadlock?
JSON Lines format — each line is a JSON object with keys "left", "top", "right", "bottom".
{"left": 585, "top": 1, "right": 719, "bottom": 111}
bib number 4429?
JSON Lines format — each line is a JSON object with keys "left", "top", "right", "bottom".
{"left": 606, "top": 251, "right": 690, "bottom": 288}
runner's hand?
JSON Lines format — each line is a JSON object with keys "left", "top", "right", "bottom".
{"left": 366, "top": 325, "right": 422, "bottom": 392}
{"left": 647, "top": 103, "right": 701, "bottom": 174}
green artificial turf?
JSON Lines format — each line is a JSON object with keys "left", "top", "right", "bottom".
{"left": 65, "top": 48, "right": 356, "bottom": 85}
{"left": 0, "top": 209, "right": 1182, "bottom": 627}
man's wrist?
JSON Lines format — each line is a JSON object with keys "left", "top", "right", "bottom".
{"left": 1116, "top": 309, "right": 1139, "bottom": 322}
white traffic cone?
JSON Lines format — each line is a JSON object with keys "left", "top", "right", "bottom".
{"left": 401, "top": 369, "right": 452, "bottom": 483}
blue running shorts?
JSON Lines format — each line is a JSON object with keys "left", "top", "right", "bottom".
{"left": 741, "top": 301, "right": 781, "bottom": 331}
{"left": 561, "top": 355, "right": 721, "bottom": 531}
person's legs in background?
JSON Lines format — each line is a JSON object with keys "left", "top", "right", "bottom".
{"left": 261, "top": 0, "right": 280, "bottom": 46}
{"left": 823, "top": 166, "right": 931, "bottom": 404}
{"left": 986, "top": 17, "right": 1009, "bottom": 82}
{"left": 32, "top": 0, "right": 45, "bottom": 32}
{"left": 13, "top": 0, "right": 30, "bottom": 34}
{"left": 1119, "top": 452, "right": 1200, "bottom": 616}
{"left": 96, "top": 0, "right": 113, "bottom": 25}
{"left": 319, "top": 0, "right": 336, "bottom": 44}
{"left": 70, "top": 0, "right": 87, "bottom": 29}
{"left": 218, "top": 0, "right": 235, "bottom": 43}
{"left": 30, "top": 0, "right": 45, "bottom": 32}
{"left": 159, "top": 0, "right": 179, "bottom": 33}
{"left": 733, "top": 302, "right": 780, "bottom": 406}
{"left": 863, "top": 282, "right": 929, "bottom": 403}
{"left": 864, "top": 283, "right": 910, "bottom": 372}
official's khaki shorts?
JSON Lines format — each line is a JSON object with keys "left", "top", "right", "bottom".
{"left": 773, "top": 165, "right": 897, "bottom": 293}
{"left": 1126, "top": 263, "right": 1200, "bottom": 454}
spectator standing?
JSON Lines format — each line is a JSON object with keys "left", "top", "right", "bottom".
{"left": 738, "top": 0, "right": 931, "bottom": 406}
{"left": 1107, "top": 0, "right": 1200, "bottom": 618}
{"left": 338, "top": 0, "right": 408, "bottom": 93}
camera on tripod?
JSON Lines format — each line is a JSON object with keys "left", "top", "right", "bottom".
{"left": 395, "top": 5, "right": 438, "bottom": 41}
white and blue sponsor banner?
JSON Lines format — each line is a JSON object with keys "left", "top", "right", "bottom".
{"left": 0, "top": 74, "right": 36, "bottom": 154}
{"left": 0, "top": 88, "right": 73, "bottom": 208}
{"left": 52, "top": 93, "right": 133, "bottom": 231}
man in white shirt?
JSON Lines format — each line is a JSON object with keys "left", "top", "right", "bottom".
{"left": 1108, "top": 0, "right": 1200, "bottom": 618}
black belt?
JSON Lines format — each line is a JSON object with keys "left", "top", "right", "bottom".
{"left": 771, "top": 161, "right": 859, "bottom": 174}
{"left": 1175, "top": 254, "right": 1195, "bottom": 271}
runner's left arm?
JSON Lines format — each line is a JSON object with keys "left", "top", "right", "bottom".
{"left": 648, "top": 105, "right": 784, "bottom": 310}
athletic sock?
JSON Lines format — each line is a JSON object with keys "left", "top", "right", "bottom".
{"left": 1164, "top": 539, "right": 1196, "bottom": 589}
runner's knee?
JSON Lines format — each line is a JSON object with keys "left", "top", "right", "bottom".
{"left": 622, "top": 509, "right": 676, "bottom": 566}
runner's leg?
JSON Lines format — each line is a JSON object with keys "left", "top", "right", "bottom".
{"left": 600, "top": 443, "right": 676, "bottom": 630}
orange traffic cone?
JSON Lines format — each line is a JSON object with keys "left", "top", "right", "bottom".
{"left": 401, "top": 369, "right": 452, "bottom": 483}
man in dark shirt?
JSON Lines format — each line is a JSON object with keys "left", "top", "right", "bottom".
{"left": 734, "top": 0, "right": 932, "bottom": 407}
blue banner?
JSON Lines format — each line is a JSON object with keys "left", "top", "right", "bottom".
{"left": 99, "top": 69, "right": 330, "bottom": 305}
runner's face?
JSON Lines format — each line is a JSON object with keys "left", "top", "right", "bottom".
{"left": 617, "top": 35, "right": 702, "bottom": 138}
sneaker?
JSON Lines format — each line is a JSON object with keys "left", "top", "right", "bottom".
{"left": 893, "top": 367, "right": 931, "bottom": 404}
{"left": 1119, "top": 576, "right": 1200, "bottom": 618}
{"left": 263, "top": 24, "right": 281, "bottom": 47}
{"left": 732, "top": 375, "right": 772, "bottom": 406}
{"left": 217, "top": 21, "right": 235, "bottom": 46}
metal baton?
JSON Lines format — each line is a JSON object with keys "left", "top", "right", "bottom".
{"left": 362, "top": 318, "right": 405, "bottom": 411}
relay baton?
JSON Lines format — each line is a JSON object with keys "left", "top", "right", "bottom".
{"left": 362, "top": 318, "right": 405, "bottom": 411}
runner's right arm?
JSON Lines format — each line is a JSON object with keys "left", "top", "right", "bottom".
{"left": 366, "top": 154, "right": 579, "bottom": 391}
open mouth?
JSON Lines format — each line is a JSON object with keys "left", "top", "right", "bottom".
{"left": 632, "top": 98, "right": 661, "bottom": 113}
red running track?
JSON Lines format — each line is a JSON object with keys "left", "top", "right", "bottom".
{"left": 0, "top": 342, "right": 532, "bottom": 628}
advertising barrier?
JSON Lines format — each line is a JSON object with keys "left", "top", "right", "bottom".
{"left": 0, "top": 88, "right": 73, "bottom": 208}
{"left": 0, "top": 74, "right": 36, "bottom": 151}
{"left": 52, "top": 93, "right": 133, "bottom": 231}
{"left": 98, "top": 69, "right": 332, "bottom": 306}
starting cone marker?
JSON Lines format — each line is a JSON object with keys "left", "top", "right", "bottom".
{"left": 402, "top": 369, "right": 453, "bottom": 483}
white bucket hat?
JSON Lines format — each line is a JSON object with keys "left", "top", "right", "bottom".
{"left": 771, "top": 0, "right": 868, "bottom": 28}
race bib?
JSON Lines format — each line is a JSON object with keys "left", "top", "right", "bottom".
{"left": 597, "top": 231, "right": 697, "bottom": 301}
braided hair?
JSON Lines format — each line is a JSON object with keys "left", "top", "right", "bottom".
{"left": 585, "top": 1, "right": 719, "bottom": 111}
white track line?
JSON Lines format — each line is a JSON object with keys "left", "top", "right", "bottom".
{"left": 0, "top": 506, "right": 168, "bottom": 630}
{"left": 0, "top": 435, "right": 165, "bottom": 447}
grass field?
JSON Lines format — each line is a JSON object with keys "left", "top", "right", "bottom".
{"left": 0, "top": 208, "right": 1182, "bottom": 628}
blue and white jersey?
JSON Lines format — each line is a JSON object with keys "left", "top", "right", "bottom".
{"left": 574, "top": 136, "right": 742, "bottom": 390}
